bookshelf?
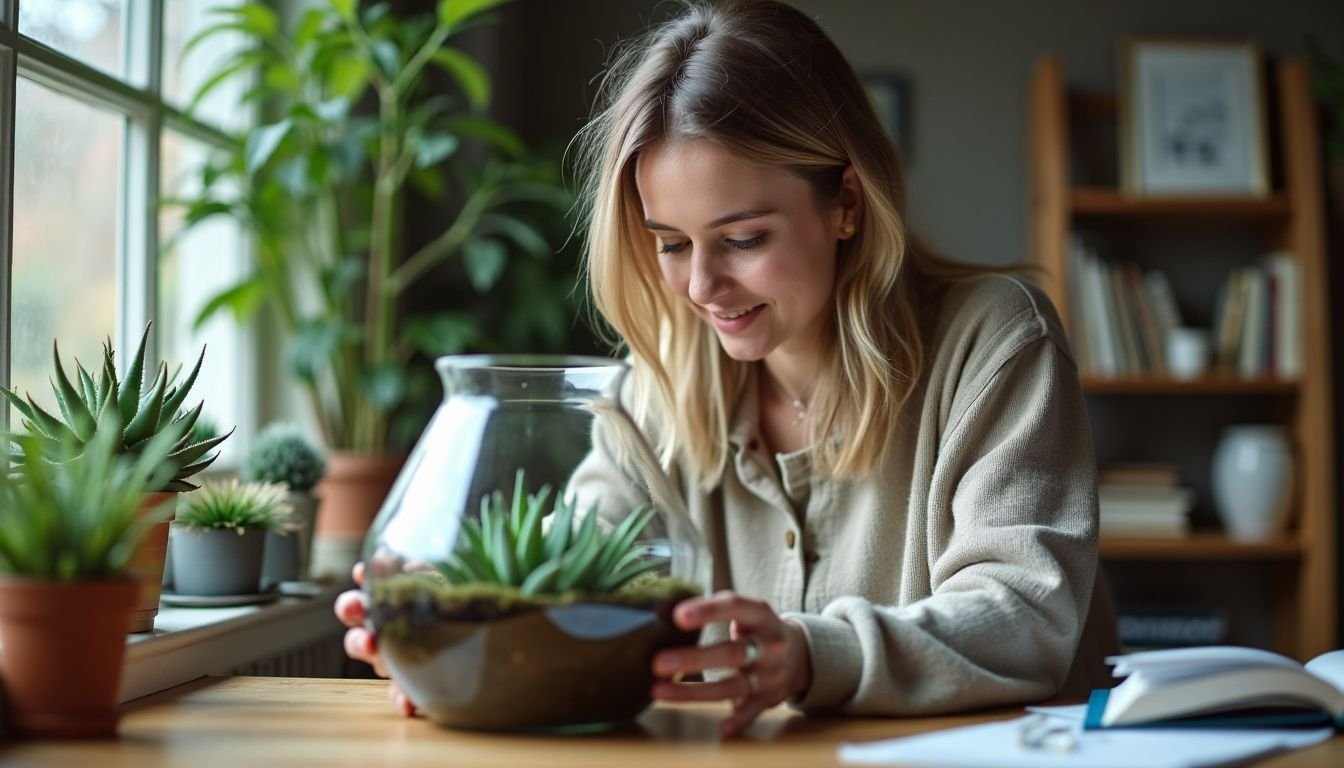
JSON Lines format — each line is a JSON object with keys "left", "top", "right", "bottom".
{"left": 1029, "top": 55, "right": 1336, "bottom": 660}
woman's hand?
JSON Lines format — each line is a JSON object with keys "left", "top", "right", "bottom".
{"left": 651, "top": 590, "right": 813, "bottom": 737}
{"left": 333, "top": 562, "right": 418, "bottom": 717}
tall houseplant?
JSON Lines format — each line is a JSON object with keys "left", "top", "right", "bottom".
{"left": 172, "top": 0, "right": 571, "bottom": 576}
{"left": 1, "top": 323, "right": 231, "bottom": 629}
{"left": 0, "top": 415, "right": 178, "bottom": 737}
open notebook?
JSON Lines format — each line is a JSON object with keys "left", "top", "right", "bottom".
{"left": 1085, "top": 646, "right": 1344, "bottom": 730}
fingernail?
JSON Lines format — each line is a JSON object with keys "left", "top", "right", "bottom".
{"left": 656, "top": 654, "right": 679, "bottom": 674}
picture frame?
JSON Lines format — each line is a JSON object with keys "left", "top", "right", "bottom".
{"left": 860, "top": 73, "right": 909, "bottom": 160}
{"left": 1119, "top": 38, "right": 1269, "bottom": 197}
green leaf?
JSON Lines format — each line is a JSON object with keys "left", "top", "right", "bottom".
{"left": 245, "top": 119, "right": 293, "bottom": 175}
{"left": 404, "top": 313, "right": 477, "bottom": 357}
{"left": 263, "top": 63, "right": 302, "bottom": 94}
{"left": 325, "top": 55, "right": 369, "bottom": 100}
{"left": 179, "top": 21, "right": 250, "bottom": 67}
{"left": 228, "top": 3, "right": 279, "bottom": 37}
{"left": 508, "top": 469, "right": 527, "bottom": 538}
{"left": 118, "top": 324, "right": 152, "bottom": 427}
{"left": 51, "top": 343, "right": 94, "bottom": 441}
{"left": 122, "top": 364, "right": 168, "bottom": 447}
{"left": 193, "top": 275, "right": 268, "bottom": 329}
{"left": 288, "top": 319, "right": 346, "bottom": 382}
{"left": 294, "top": 9, "right": 327, "bottom": 48}
{"left": 519, "top": 559, "right": 561, "bottom": 595}
{"left": 360, "top": 363, "right": 406, "bottom": 411}
{"left": 438, "top": 0, "right": 509, "bottom": 30}
{"left": 369, "top": 40, "right": 400, "bottom": 78}
{"left": 329, "top": 0, "right": 358, "bottom": 22}
{"left": 479, "top": 213, "right": 551, "bottom": 259}
{"left": 443, "top": 115, "right": 525, "bottom": 158}
{"left": 160, "top": 347, "right": 205, "bottom": 421}
{"left": 429, "top": 47, "right": 489, "bottom": 110}
{"left": 490, "top": 503, "right": 517, "bottom": 585}
{"left": 414, "top": 132, "right": 459, "bottom": 168}
{"left": 186, "top": 48, "right": 268, "bottom": 116}
{"left": 463, "top": 238, "right": 506, "bottom": 293}
{"left": 544, "top": 495, "right": 573, "bottom": 561}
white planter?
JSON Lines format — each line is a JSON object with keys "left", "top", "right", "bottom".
{"left": 1211, "top": 425, "right": 1293, "bottom": 542}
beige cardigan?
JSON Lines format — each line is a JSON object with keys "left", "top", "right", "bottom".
{"left": 581, "top": 276, "right": 1113, "bottom": 716}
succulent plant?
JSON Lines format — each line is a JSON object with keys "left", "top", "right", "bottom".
{"left": 0, "top": 323, "right": 231, "bottom": 492}
{"left": 242, "top": 423, "right": 326, "bottom": 493}
{"left": 436, "top": 470, "right": 664, "bottom": 597}
{"left": 176, "top": 479, "right": 293, "bottom": 534}
{"left": 0, "top": 409, "right": 179, "bottom": 580}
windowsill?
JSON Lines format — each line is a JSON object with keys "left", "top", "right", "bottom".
{"left": 120, "top": 583, "right": 346, "bottom": 703}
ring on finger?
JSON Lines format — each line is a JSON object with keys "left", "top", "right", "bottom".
{"left": 742, "top": 636, "right": 763, "bottom": 667}
{"left": 744, "top": 670, "right": 760, "bottom": 697}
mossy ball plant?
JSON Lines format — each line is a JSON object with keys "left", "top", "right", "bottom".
{"left": 368, "top": 470, "right": 700, "bottom": 732}
{"left": 242, "top": 423, "right": 326, "bottom": 493}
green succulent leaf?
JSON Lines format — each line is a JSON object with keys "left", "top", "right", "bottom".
{"left": 434, "top": 470, "right": 664, "bottom": 596}
{"left": 118, "top": 324, "right": 152, "bottom": 426}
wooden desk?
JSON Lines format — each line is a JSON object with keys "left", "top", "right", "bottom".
{"left": 2, "top": 677, "right": 1341, "bottom": 766}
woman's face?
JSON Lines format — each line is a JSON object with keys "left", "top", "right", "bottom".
{"left": 636, "top": 139, "right": 856, "bottom": 364}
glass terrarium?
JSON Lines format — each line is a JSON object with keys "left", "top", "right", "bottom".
{"left": 363, "top": 355, "right": 709, "bottom": 732}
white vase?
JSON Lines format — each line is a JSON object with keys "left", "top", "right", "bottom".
{"left": 1211, "top": 425, "right": 1293, "bottom": 542}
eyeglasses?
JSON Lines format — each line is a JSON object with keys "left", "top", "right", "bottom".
{"left": 1016, "top": 714, "right": 1079, "bottom": 752}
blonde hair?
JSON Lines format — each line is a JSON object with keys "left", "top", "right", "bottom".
{"left": 575, "top": 0, "right": 1015, "bottom": 488}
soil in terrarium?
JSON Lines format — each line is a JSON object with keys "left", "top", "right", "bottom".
{"left": 370, "top": 572, "right": 700, "bottom": 731}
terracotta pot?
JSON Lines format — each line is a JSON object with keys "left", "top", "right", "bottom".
{"left": 125, "top": 491, "right": 177, "bottom": 632}
{"left": 0, "top": 577, "right": 138, "bottom": 737}
{"left": 310, "top": 453, "right": 401, "bottom": 580}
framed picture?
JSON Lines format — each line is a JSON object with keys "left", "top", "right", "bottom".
{"left": 861, "top": 73, "right": 909, "bottom": 160}
{"left": 1120, "top": 39, "right": 1268, "bottom": 196}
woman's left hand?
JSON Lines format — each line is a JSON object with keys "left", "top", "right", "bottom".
{"left": 651, "top": 590, "right": 813, "bottom": 737}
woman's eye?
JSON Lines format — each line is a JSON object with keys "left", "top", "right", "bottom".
{"left": 658, "top": 241, "right": 688, "bottom": 255}
{"left": 728, "top": 235, "right": 764, "bottom": 250}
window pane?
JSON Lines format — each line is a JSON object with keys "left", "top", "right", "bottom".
{"left": 11, "top": 78, "right": 121, "bottom": 415}
{"left": 160, "top": 129, "right": 247, "bottom": 466}
{"left": 18, "top": 0, "right": 124, "bottom": 78}
{"left": 162, "top": 2, "right": 250, "bottom": 130}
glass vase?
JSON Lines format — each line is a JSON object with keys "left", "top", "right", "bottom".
{"left": 363, "top": 355, "right": 708, "bottom": 732}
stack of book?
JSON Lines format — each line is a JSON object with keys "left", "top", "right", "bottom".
{"left": 1068, "top": 239, "right": 1302, "bottom": 380}
{"left": 1098, "top": 463, "right": 1195, "bottom": 539}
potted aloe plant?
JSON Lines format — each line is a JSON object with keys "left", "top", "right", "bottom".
{"left": 0, "top": 323, "right": 232, "bottom": 630}
{"left": 171, "top": 479, "right": 293, "bottom": 597}
{"left": 0, "top": 414, "right": 178, "bottom": 737}
{"left": 243, "top": 423, "right": 326, "bottom": 585}
{"left": 368, "top": 470, "right": 700, "bottom": 731}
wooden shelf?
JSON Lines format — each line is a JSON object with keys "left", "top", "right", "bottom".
{"left": 1100, "top": 533, "right": 1302, "bottom": 561}
{"left": 1071, "top": 188, "right": 1292, "bottom": 218}
{"left": 1080, "top": 375, "right": 1300, "bottom": 395}
{"left": 1030, "top": 55, "right": 1335, "bottom": 659}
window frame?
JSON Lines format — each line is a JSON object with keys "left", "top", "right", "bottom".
{"left": 0, "top": 1, "right": 257, "bottom": 455}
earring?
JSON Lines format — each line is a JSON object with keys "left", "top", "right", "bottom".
{"left": 840, "top": 223, "right": 857, "bottom": 238}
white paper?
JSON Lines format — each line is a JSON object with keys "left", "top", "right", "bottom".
{"left": 1025, "top": 704, "right": 1088, "bottom": 722}
{"left": 838, "top": 715, "right": 1333, "bottom": 768}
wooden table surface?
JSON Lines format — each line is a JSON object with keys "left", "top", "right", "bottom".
{"left": 1, "top": 677, "right": 1341, "bottom": 766}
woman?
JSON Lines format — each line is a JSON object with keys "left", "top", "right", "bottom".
{"left": 338, "top": 0, "right": 1114, "bottom": 736}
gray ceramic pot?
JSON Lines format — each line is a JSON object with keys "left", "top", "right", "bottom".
{"left": 260, "top": 531, "right": 300, "bottom": 592}
{"left": 285, "top": 491, "right": 320, "bottom": 580}
{"left": 170, "top": 526, "right": 266, "bottom": 596}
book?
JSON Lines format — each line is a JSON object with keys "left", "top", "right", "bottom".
{"left": 1084, "top": 645, "right": 1344, "bottom": 730}
{"left": 1097, "top": 462, "right": 1180, "bottom": 487}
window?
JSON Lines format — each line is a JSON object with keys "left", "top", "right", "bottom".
{"left": 1, "top": 1, "right": 254, "bottom": 466}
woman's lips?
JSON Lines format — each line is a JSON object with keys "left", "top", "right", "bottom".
{"left": 709, "top": 303, "right": 765, "bottom": 333}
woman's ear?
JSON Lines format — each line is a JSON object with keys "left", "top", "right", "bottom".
{"left": 836, "top": 165, "right": 864, "bottom": 239}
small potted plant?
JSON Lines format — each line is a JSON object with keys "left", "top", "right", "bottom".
{"left": 0, "top": 414, "right": 178, "bottom": 737}
{"left": 170, "top": 479, "right": 293, "bottom": 597}
{"left": 368, "top": 470, "right": 701, "bottom": 731}
{"left": 243, "top": 423, "right": 326, "bottom": 584}
{"left": 0, "top": 323, "right": 232, "bottom": 630}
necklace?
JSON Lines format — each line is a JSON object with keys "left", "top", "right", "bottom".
{"left": 790, "top": 397, "right": 807, "bottom": 424}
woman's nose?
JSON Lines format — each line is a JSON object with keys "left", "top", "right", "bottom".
{"left": 687, "top": 251, "right": 728, "bottom": 306}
